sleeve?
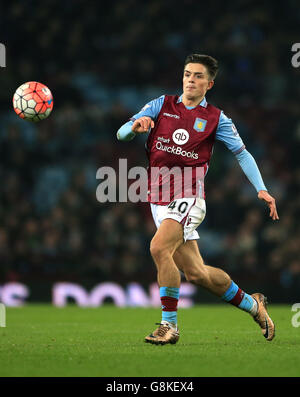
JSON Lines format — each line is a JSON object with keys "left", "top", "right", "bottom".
{"left": 117, "top": 95, "right": 165, "bottom": 141}
{"left": 235, "top": 149, "right": 267, "bottom": 192}
{"left": 130, "top": 95, "right": 165, "bottom": 121}
{"left": 216, "top": 111, "right": 267, "bottom": 192}
{"left": 116, "top": 120, "right": 136, "bottom": 141}
{"left": 215, "top": 111, "right": 245, "bottom": 155}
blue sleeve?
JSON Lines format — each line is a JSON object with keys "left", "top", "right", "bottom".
{"left": 116, "top": 121, "right": 136, "bottom": 141}
{"left": 117, "top": 95, "right": 165, "bottom": 141}
{"left": 215, "top": 111, "right": 245, "bottom": 154}
{"left": 130, "top": 95, "right": 165, "bottom": 121}
{"left": 235, "top": 149, "right": 267, "bottom": 192}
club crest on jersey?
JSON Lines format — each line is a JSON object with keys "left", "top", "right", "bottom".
{"left": 193, "top": 118, "right": 207, "bottom": 132}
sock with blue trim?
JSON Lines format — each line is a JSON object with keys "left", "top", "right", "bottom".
{"left": 160, "top": 287, "right": 180, "bottom": 328}
{"left": 221, "top": 281, "right": 258, "bottom": 316}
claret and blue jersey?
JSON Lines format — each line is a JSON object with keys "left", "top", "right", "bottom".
{"left": 117, "top": 94, "right": 267, "bottom": 203}
{"left": 130, "top": 94, "right": 245, "bottom": 156}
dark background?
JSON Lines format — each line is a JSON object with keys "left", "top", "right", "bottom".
{"left": 0, "top": 0, "right": 299, "bottom": 303}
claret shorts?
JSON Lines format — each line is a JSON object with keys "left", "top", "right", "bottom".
{"left": 150, "top": 197, "right": 206, "bottom": 241}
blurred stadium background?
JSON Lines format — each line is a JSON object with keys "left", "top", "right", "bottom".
{"left": 0, "top": 0, "right": 299, "bottom": 304}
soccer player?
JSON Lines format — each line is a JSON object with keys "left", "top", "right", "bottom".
{"left": 117, "top": 54, "right": 279, "bottom": 345}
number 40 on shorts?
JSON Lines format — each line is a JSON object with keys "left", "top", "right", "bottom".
{"left": 168, "top": 200, "right": 189, "bottom": 214}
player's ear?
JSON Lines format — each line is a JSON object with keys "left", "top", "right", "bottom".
{"left": 207, "top": 80, "right": 214, "bottom": 90}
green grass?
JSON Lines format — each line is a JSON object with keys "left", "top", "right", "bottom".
{"left": 0, "top": 304, "right": 299, "bottom": 377}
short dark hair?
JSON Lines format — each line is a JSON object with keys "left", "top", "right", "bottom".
{"left": 184, "top": 54, "right": 218, "bottom": 80}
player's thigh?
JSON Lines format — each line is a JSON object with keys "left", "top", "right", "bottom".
{"left": 173, "top": 239, "right": 207, "bottom": 279}
{"left": 150, "top": 218, "right": 184, "bottom": 257}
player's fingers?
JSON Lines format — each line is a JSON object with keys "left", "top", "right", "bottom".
{"left": 131, "top": 121, "right": 139, "bottom": 133}
{"left": 134, "top": 117, "right": 153, "bottom": 132}
{"left": 141, "top": 118, "right": 149, "bottom": 131}
{"left": 145, "top": 119, "right": 152, "bottom": 130}
{"left": 145, "top": 118, "right": 153, "bottom": 130}
{"left": 259, "top": 192, "right": 279, "bottom": 220}
{"left": 134, "top": 119, "right": 145, "bottom": 130}
{"left": 271, "top": 210, "right": 278, "bottom": 220}
{"left": 131, "top": 120, "right": 139, "bottom": 130}
{"left": 273, "top": 205, "right": 279, "bottom": 220}
{"left": 141, "top": 118, "right": 147, "bottom": 130}
{"left": 270, "top": 202, "right": 279, "bottom": 220}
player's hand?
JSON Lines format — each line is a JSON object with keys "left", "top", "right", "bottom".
{"left": 258, "top": 190, "right": 279, "bottom": 220}
{"left": 131, "top": 117, "right": 154, "bottom": 134}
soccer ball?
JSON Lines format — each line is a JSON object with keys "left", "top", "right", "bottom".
{"left": 13, "top": 81, "right": 53, "bottom": 122}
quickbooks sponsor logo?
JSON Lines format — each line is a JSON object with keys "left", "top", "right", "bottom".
{"left": 156, "top": 141, "right": 198, "bottom": 159}
{"left": 172, "top": 129, "right": 189, "bottom": 145}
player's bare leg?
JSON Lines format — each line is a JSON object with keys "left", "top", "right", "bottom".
{"left": 145, "top": 219, "right": 184, "bottom": 345}
{"left": 173, "top": 240, "right": 231, "bottom": 296}
{"left": 150, "top": 219, "right": 184, "bottom": 288}
{"left": 173, "top": 240, "right": 275, "bottom": 341}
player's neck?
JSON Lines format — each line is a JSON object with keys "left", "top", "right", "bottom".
{"left": 182, "top": 94, "right": 204, "bottom": 108}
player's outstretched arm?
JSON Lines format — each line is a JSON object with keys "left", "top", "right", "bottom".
{"left": 117, "top": 117, "right": 155, "bottom": 141}
{"left": 257, "top": 190, "right": 279, "bottom": 220}
{"left": 117, "top": 96, "right": 162, "bottom": 141}
{"left": 215, "top": 112, "right": 279, "bottom": 221}
{"left": 235, "top": 149, "right": 279, "bottom": 221}
{"left": 117, "top": 121, "right": 136, "bottom": 141}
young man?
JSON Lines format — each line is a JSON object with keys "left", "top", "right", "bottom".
{"left": 117, "top": 54, "right": 279, "bottom": 345}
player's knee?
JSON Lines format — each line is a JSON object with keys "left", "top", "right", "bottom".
{"left": 150, "top": 239, "right": 170, "bottom": 262}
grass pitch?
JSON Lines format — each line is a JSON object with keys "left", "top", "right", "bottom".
{"left": 0, "top": 304, "right": 299, "bottom": 377}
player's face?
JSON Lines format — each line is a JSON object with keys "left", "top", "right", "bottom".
{"left": 183, "top": 63, "right": 214, "bottom": 102}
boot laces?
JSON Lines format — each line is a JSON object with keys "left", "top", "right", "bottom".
{"left": 155, "top": 323, "right": 170, "bottom": 337}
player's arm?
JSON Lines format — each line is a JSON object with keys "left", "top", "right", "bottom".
{"left": 235, "top": 150, "right": 279, "bottom": 220}
{"left": 116, "top": 95, "right": 164, "bottom": 141}
{"left": 216, "top": 112, "right": 279, "bottom": 221}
